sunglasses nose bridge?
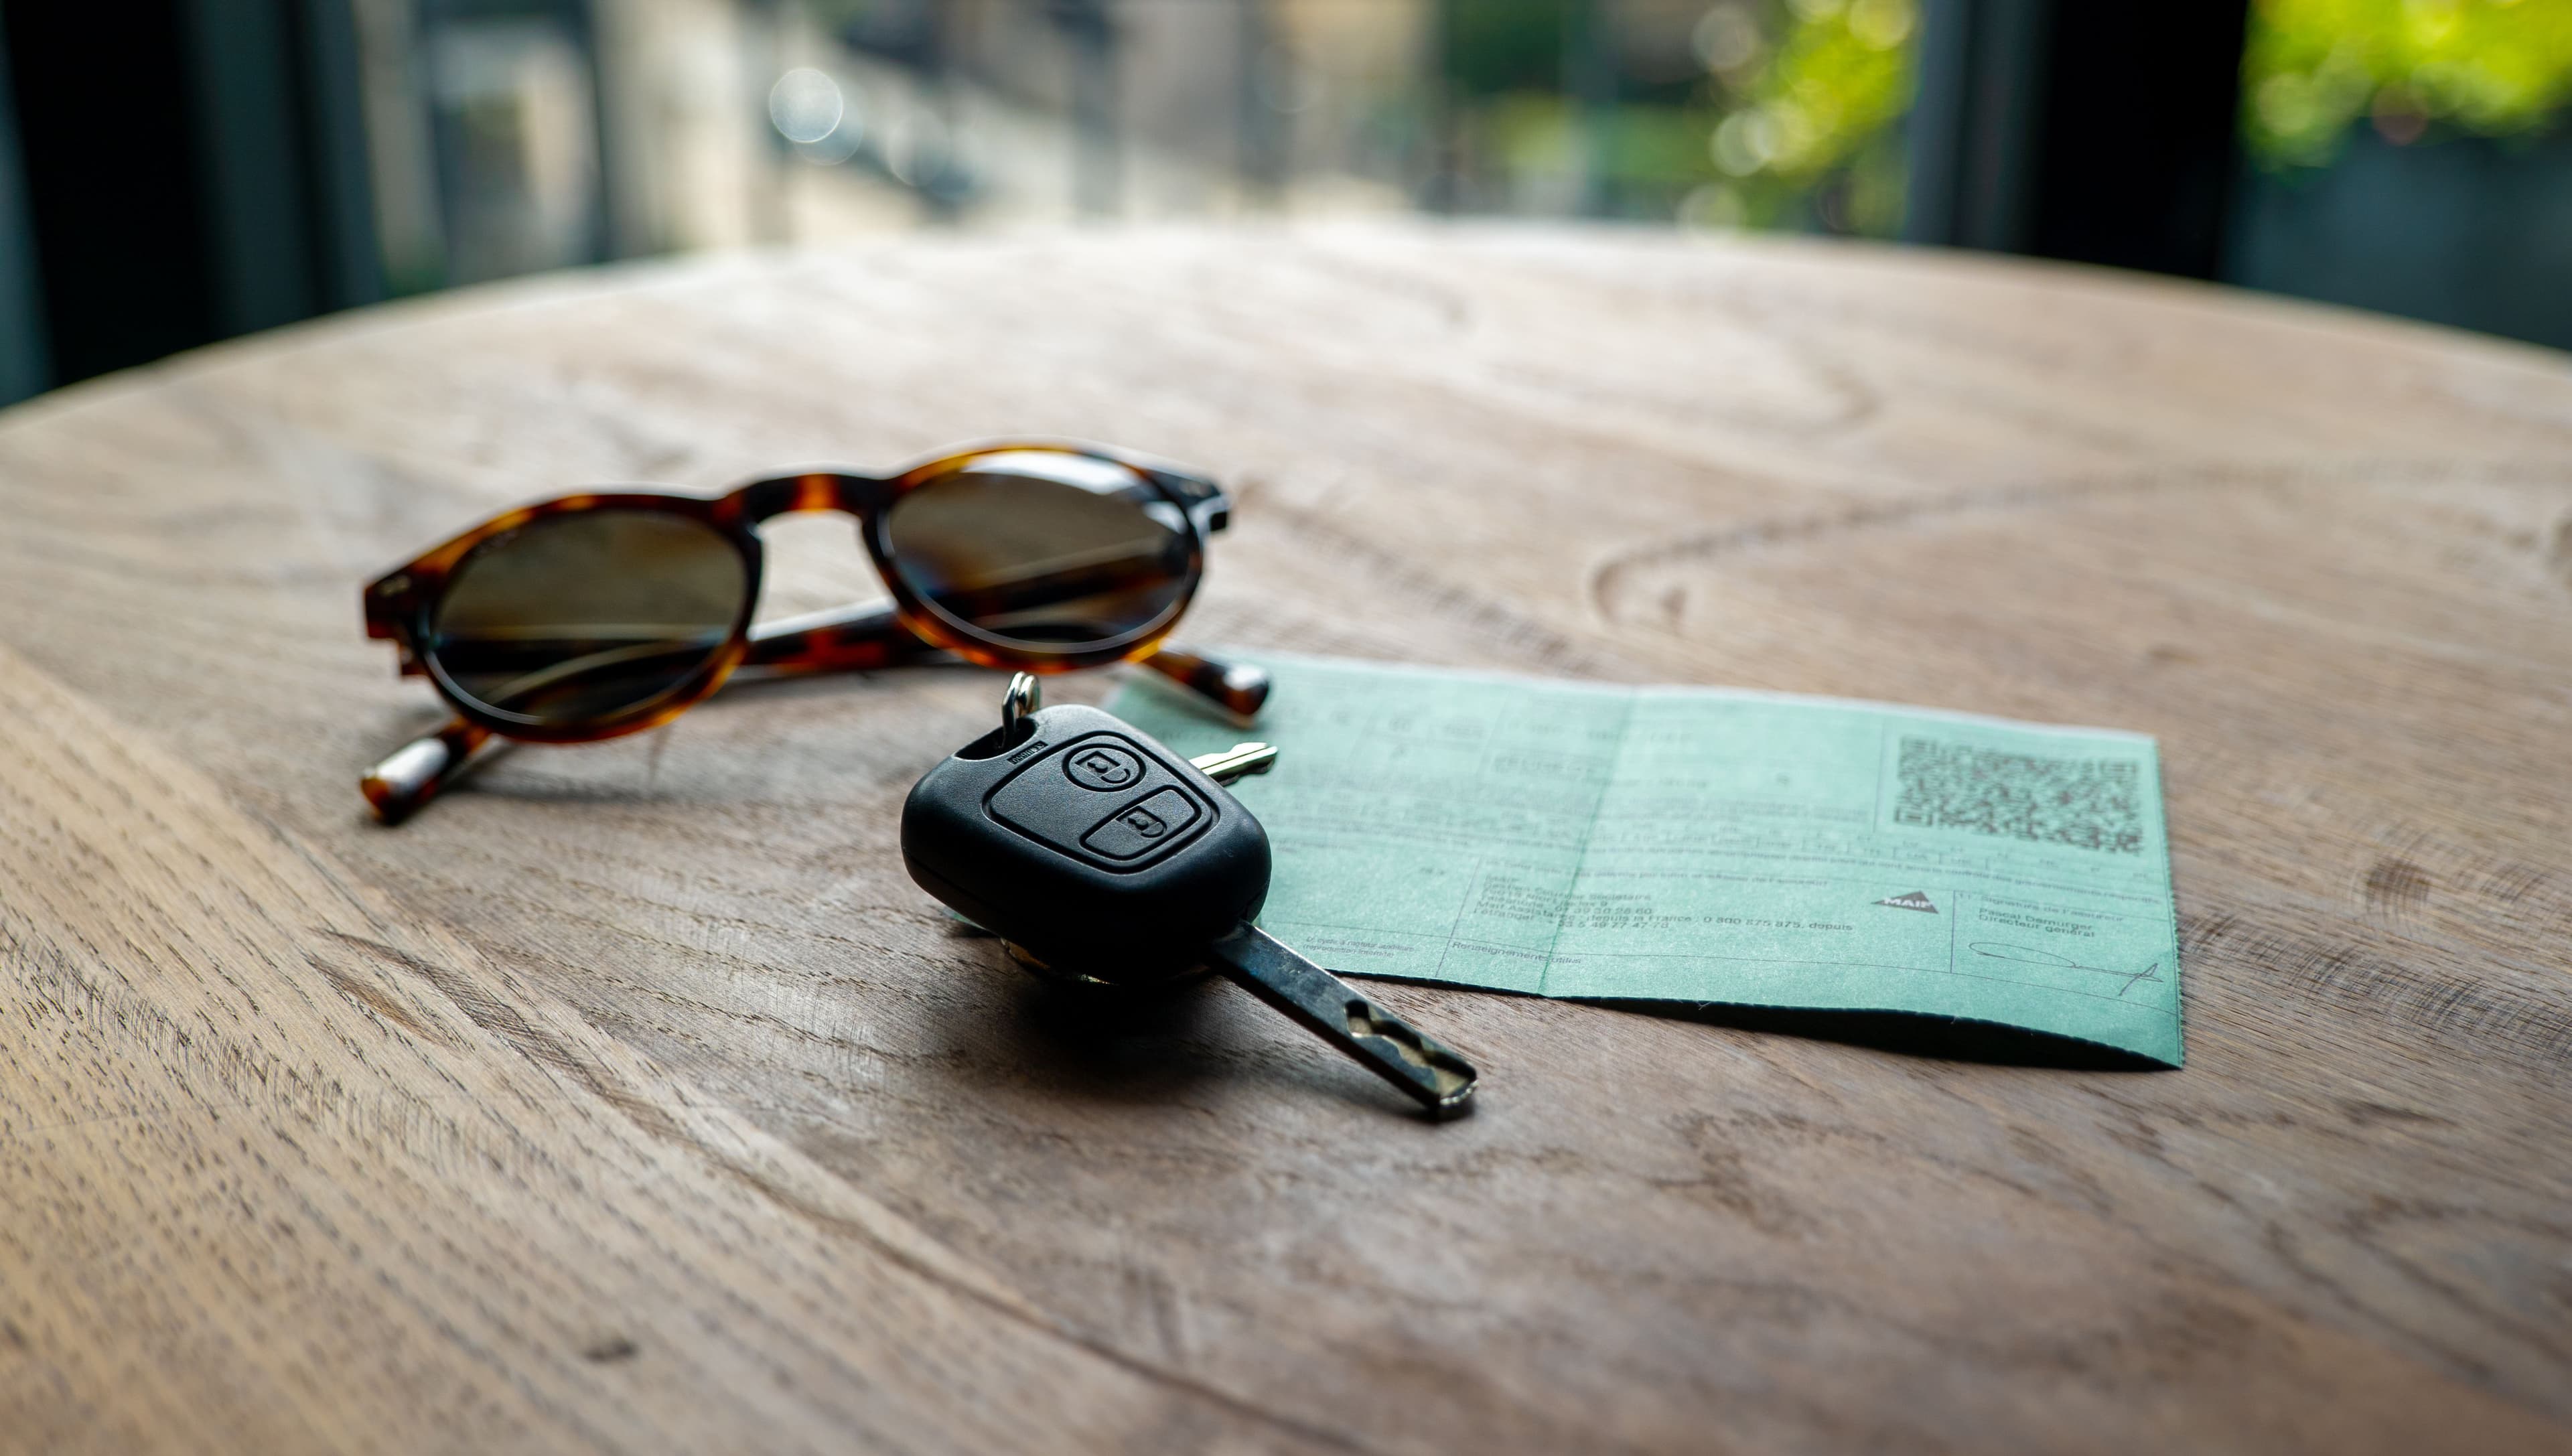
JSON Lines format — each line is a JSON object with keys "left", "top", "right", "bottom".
{"left": 733, "top": 470, "right": 889, "bottom": 525}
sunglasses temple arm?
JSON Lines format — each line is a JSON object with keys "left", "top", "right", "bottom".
{"left": 361, "top": 718, "right": 494, "bottom": 824}
{"left": 739, "top": 606, "right": 1270, "bottom": 723}
{"left": 1137, "top": 644, "right": 1271, "bottom": 724}
{"left": 353, "top": 638, "right": 1261, "bottom": 824}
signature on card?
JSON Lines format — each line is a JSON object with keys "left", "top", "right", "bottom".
{"left": 1969, "top": 942, "right": 2165, "bottom": 998}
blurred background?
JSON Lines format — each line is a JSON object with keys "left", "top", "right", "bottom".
{"left": 2, "top": 0, "right": 2568, "bottom": 409}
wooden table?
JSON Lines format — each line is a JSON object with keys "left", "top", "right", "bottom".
{"left": 3, "top": 227, "right": 2568, "bottom": 1454}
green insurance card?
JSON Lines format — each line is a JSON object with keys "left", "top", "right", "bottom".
{"left": 1111, "top": 654, "right": 2183, "bottom": 1067}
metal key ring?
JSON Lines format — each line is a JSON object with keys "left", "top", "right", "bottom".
{"left": 1001, "top": 671, "right": 1041, "bottom": 746}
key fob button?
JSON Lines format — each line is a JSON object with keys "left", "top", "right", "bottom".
{"left": 988, "top": 731, "right": 1196, "bottom": 862}
{"left": 1062, "top": 743, "right": 1146, "bottom": 792}
{"left": 1080, "top": 788, "right": 1202, "bottom": 862}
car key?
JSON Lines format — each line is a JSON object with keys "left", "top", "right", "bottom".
{"left": 900, "top": 675, "right": 1477, "bottom": 1116}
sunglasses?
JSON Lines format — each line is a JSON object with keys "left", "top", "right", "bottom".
{"left": 359, "top": 440, "right": 1269, "bottom": 822}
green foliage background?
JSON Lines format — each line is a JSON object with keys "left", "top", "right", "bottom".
{"left": 2244, "top": 0, "right": 2572, "bottom": 167}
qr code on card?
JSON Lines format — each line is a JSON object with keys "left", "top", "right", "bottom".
{"left": 1891, "top": 737, "right": 2145, "bottom": 855}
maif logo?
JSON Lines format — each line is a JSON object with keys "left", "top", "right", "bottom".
{"left": 1874, "top": 891, "right": 1938, "bottom": 913}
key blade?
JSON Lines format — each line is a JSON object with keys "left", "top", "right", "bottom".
{"left": 1205, "top": 925, "right": 1477, "bottom": 1116}
{"left": 1190, "top": 742, "right": 1279, "bottom": 786}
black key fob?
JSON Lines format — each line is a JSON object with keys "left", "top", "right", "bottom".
{"left": 901, "top": 701, "right": 1271, "bottom": 985}
{"left": 904, "top": 675, "right": 1480, "bottom": 1116}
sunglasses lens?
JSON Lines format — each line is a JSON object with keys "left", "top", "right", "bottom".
{"left": 883, "top": 452, "right": 1194, "bottom": 651}
{"left": 428, "top": 510, "right": 747, "bottom": 725}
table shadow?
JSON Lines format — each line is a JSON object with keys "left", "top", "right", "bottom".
{"left": 1579, "top": 995, "right": 2169, "bottom": 1072}
{"left": 1342, "top": 969, "right": 2168, "bottom": 1072}
{"left": 967, "top": 934, "right": 1447, "bottom": 1117}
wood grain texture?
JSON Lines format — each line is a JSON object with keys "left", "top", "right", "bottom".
{"left": 1, "top": 224, "right": 2568, "bottom": 1453}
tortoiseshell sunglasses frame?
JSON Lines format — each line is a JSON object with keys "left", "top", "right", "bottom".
{"left": 360, "top": 440, "right": 1265, "bottom": 822}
